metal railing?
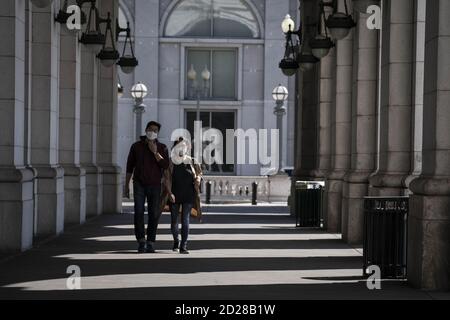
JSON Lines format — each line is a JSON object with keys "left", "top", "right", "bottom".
{"left": 363, "top": 196, "right": 409, "bottom": 279}
{"left": 200, "top": 175, "right": 291, "bottom": 204}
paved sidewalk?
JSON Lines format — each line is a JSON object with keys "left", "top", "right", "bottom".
{"left": 0, "top": 204, "right": 448, "bottom": 300}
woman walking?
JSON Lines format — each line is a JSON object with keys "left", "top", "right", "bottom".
{"left": 162, "top": 138, "right": 202, "bottom": 254}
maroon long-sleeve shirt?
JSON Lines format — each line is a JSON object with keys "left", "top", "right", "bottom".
{"left": 126, "top": 137, "right": 170, "bottom": 187}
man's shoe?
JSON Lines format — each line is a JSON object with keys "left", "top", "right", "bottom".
{"left": 179, "top": 248, "right": 189, "bottom": 254}
{"left": 146, "top": 242, "right": 156, "bottom": 253}
{"left": 138, "top": 242, "right": 146, "bottom": 254}
{"left": 173, "top": 241, "right": 179, "bottom": 252}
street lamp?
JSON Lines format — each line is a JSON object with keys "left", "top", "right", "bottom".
{"left": 272, "top": 84, "right": 288, "bottom": 173}
{"left": 279, "top": 14, "right": 302, "bottom": 77}
{"left": 130, "top": 82, "right": 148, "bottom": 140}
{"left": 187, "top": 64, "right": 211, "bottom": 121}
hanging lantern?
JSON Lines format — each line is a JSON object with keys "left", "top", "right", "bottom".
{"left": 116, "top": 21, "right": 139, "bottom": 74}
{"left": 97, "top": 12, "right": 120, "bottom": 67}
{"left": 80, "top": 0, "right": 105, "bottom": 52}
{"left": 278, "top": 15, "right": 302, "bottom": 77}
{"left": 298, "top": 53, "right": 320, "bottom": 71}
{"left": 309, "top": 2, "right": 335, "bottom": 59}
{"left": 118, "top": 82, "right": 124, "bottom": 98}
{"left": 325, "top": 0, "right": 356, "bottom": 41}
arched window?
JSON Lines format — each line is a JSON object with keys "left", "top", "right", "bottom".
{"left": 164, "top": 0, "right": 260, "bottom": 38}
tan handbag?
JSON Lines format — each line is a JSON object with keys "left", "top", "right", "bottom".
{"left": 189, "top": 162, "right": 203, "bottom": 221}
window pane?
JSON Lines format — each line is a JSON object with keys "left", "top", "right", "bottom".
{"left": 165, "top": 0, "right": 212, "bottom": 37}
{"left": 211, "top": 112, "right": 235, "bottom": 173}
{"left": 186, "top": 50, "right": 211, "bottom": 99}
{"left": 186, "top": 111, "right": 210, "bottom": 161}
{"left": 212, "top": 50, "right": 236, "bottom": 100}
{"left": 213, "top": 0, "right": 259, "bottom": 38}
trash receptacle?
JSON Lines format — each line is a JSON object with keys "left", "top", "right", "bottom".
{"left": 295, "top": 181, "right": 324, "bottom": 228}
{"left": 363, "top": 197, "right": 408, "bottom": 279}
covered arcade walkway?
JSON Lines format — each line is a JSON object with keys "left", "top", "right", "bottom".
{"left": 0, "top": 204, "right": 447, "bottom": 300}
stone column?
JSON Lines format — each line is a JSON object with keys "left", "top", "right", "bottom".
{"left": 293, "top": 0, "right": 320, "bottom": 181}
{"left": 407, "top": 0, "right": 426, "bottom": 184}
{"left": 97, "top": 0, "right": 122, "bottom": 214}
{"left": 341, "top": 1, "right": 380, "bottom": 244}
{"left": 80, "top": 42, "right": 102, "bottom": 218}
{"left": 408, "top": 0, "right": 450, "bottom": 291}
{"left": 326, "top": 0, "right": 354, "bottom": 233}
{"left": 0, "top": 0, "right": 35, "bottom": 252}
{"left": 369, "top": 0, "right": 415, "bottom": 196}
{"left": 295, "top": 68, "right": 319, "bottom": 180}
{"left": 314, "top": 13, "right": 335, "bottom": 182}
{"left": 291, "top": 0, "right": 319, "bottom": 217}
{"left": 59, "top": 26, "right": 86, "bottom": 226}
{"left": 30, "top": 2, "right": 65, "bottom": 238}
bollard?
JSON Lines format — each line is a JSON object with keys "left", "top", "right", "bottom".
{"left": 205, "top": 181, "right": 212, "bottom": 204}
{"left": 252, "top": 182, "right": 258, "bottom": 205}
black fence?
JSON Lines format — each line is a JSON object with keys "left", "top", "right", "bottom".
{"left": 363, "top": 197, "right": 409, "bottom": 279}
{"left": 295, "top": 185, "right": 324, "bottom": 228}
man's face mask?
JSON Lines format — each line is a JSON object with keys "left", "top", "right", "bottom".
{"left": 146, "top": 131, "right": 158, "bottom": 141}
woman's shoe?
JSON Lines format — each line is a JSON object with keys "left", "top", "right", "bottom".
{"left": 179, "top": 247, "right": 189, "bottom": 254}
{"left": 173, "top": 241, "right": 179, "bottom": 252}
{"left": 145, "top": 241, "right": 156, "bottom": 253}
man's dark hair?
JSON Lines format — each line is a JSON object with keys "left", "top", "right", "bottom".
{"left": 146, "top": 121, "right": 161, "bottom": 132}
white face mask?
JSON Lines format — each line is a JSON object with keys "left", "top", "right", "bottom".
{"left": 146, "top": 131, "right": 158, "bottom": 141}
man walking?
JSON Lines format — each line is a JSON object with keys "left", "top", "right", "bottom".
{"left": 125, "top": 121, "right": 169, "bottom": 253}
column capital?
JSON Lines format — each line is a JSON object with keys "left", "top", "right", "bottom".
{"left": 33, "top": 165, "right": 65, "bottom": 179}
{"left": 0, "top": 167, "right": 35, "bottom": 183}
{"left": 369, "top": 172, "right": 409, "bottom": 189}
{"left": 409, "top": 176, "right": 450, "bottom": 196}
{"left": 61, "top": 165, "right": 86, "bottom": 177}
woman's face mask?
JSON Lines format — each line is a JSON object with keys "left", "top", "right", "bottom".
{"left": 146, "top": 131, "right": 158, "bottom": 141}
{"left": 178, "top": 145, "right": 188, "bottom": 157}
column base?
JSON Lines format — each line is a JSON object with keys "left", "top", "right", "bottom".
{"left": 368, "top": 172, "right": 409, "bottom": 196}
{"left": 326, "top": 178, "right": 344, "bottom": 233}
{"left": 63, "top": 165, "right": 86, "bottom": 227}
{"left": 0, "top": 167, "right": 35, "bottom": 252}
{"left": 341, "top": 171, "right": 371, "bottom": 245}
{"left": 407, "top": 176, "right": 450, "bottom": 290}
{"left": 99, "top": 165, "right": 122, "bottom": 214}
{"left": 83, "top": 165, "right": 103, "bottom": 218}
{"left": 268, "top": 173, "right": 291, "bottom": 203}
{"left": 34, "top": 166, "right": 65, "bottom": 238}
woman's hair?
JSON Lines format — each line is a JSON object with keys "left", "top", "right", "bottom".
{"left": 172, "top": 137, "right": 191, "bottom": 150}
{"left": 172, "top": 137, "right": 183, "bottom": 149}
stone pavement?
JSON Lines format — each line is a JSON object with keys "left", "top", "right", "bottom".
{"left": 0, "top": 204, "right": 448, "bottom": 300}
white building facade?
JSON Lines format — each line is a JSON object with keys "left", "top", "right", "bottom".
{"left": 117, "top": 0, "right": 299, "bottom": 179}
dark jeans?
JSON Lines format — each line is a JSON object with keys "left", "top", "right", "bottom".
{"left": 133, "top": 181, "right": 161, "bottom": 243}
{"left": 170, "top": 203, "right": 192, "bottom": 249}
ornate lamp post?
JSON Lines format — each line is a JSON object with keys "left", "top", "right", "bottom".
{"left": 272, "top": 84, "right": 289, "bottom": 173}
{"left": 130, "top": 82, "right": 148, "bottom": 141}
{"left": 187, "top": 65, "right": 211, "bottom": 121}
